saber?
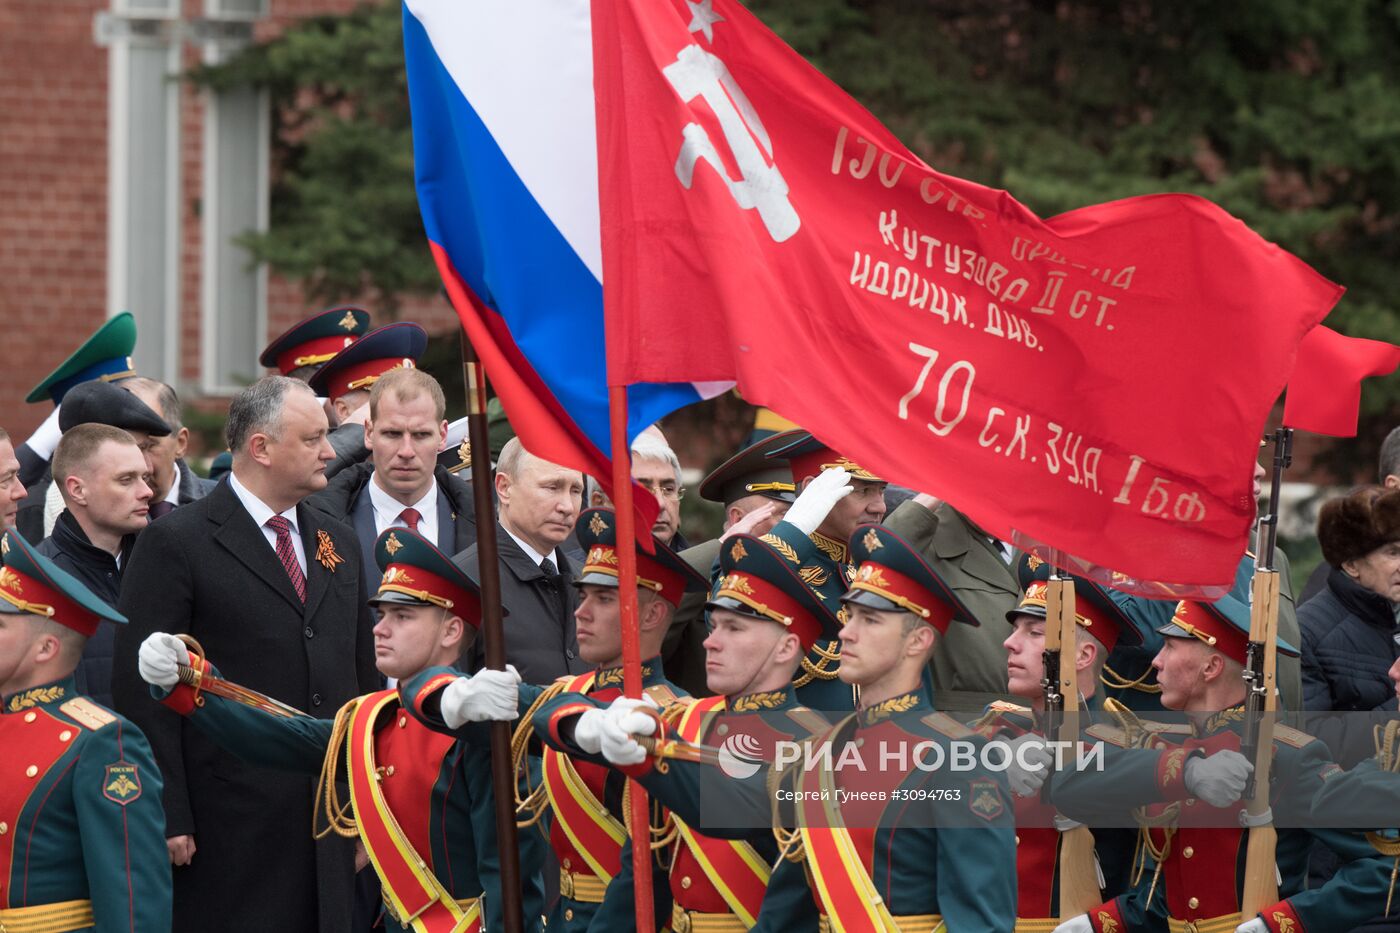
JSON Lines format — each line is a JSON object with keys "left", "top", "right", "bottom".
{"left": 636, "top": 734, "right": 725, "bottom": 767}
{"left": 174, "top": 635, "right": 305, "bottom": 719}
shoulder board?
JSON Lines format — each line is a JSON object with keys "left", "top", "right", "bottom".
{"left": 785, "top": 707, "right": 830, "bottom": 738}
{"left": 1272, "top": 724, "right": 1313, "bottom": 749}
{"left": 60, "top": 697, "right": 116, "bottom": 731}
{"left": 661, "top": 697, "right": 697, "bottom": 728}
{"left": 972, "top": 701, "right": 1034, "bottom": 735}
{"left": 644, "top": 683, "right": 684, "bottom": 708}
{"left": 1141, "top": 721, "right": 1192, "bottom": 735}
{"left": 1085, "top": 724, "right": 1130, "bottom": 748}
{"left": 989, "top": 700, "right": 1031, "bottom": 713}
{"left": 921, "top": 711, "right": 973, "bottom": 740}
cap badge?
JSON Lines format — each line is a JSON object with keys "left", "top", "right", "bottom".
{"left": 456, "top": 438, "right": 471, "bottom": 469}
{"left": 588, "top": 513, "right": 608, "bottom": 536}
{"left": 1026, "top": 554, "right": 1044, "bottom": 572}
{"left": 0, "top": 567, "right": 20, "bottom": 594}
{"left": 315, "top": 530, "right": 343, "bottom": 573}
{"left": 720, "top": 573, "right": 755, "bottom": 596}
{"left": 729, "top": 539, "right": 748, "bottom": 562}
{"left": 384, "top": 533, "right": 404, "bottom": 557}
{"left": 862, "top": 528, "right": 882, "bottom": 552}
{"left": 382, "top": 567, "right": 415, "bottom": 586}
{"left": 338, "top": 311, "right": 359, "bottom": 331}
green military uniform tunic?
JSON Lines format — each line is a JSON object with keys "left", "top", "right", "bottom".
{"left": 762, "top": 519, "right": 860, "bottom": 710}
{"left": 764, "top": 681, "right": 1018, "bottom": 931}
{"left": 1053, "top": 707, "right": 1392, "bottom": 933}
{"left": 0, "top": 676, "right": 170, "bottom": 933}
{"left": 156, "top": 664, "right": 532, "bottom": 932}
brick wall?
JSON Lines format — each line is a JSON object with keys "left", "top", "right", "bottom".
{"left": 0, "top": 0, "right": 455, "bottom": 441}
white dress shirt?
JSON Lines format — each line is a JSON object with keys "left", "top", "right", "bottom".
{"left": 502, "top": 525, "right": 559, "bottom": 571}
{"left": 367, "top": 476, "right": 440, "bottom": 545}
{"left": 228, "top": 472, "right": 307, "bottom": 575}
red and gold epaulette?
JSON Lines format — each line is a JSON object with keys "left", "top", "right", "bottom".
{"left": 59, "top": 697, "right": 115, "bottom": 731}
{"left": 1085, "top": 724, "right": 1130, "bottom": 748}
{"left": 644, "top": 683, "right": 683, "bottom": 709}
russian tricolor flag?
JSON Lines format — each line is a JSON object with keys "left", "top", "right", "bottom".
{"left": 403, "top": 0, "right": 731, "bottom": 530}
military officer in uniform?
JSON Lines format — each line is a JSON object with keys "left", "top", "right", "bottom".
{"left": 0, "top": 528, "right": 170, "bottom": 932}
{"left": 764, "top": 522, "right": 1018, "bottom": 931}
{"left": 578, "top": 531, "right": 833, "bottom": 931}
{"left": 972, "top": 554, "right": 1146, "bottom": 925}
{"left": 405, "top": 508, "right": 703, "bottom": 933}
{"left": 761, "top": 432, "right": 888, "bottom": 708}
{"left": 664, "top": 430, "right": 799, "bottom": 696}
{"left": 260, "top": 306, "right": 371, "bottom": 382}
{"left": 1053, "top": 595, "right": 1391, "bottom": 933}
{"left": 134, "top": 527, "right": 534, "bottom": 933}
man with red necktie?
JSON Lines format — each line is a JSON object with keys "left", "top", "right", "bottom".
{"left": 306, "top": 366, "right": 477, "bottom": 590}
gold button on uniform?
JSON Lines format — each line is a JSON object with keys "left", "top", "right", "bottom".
{"left": 564, "top": 909, "right": 574, "bottom": 922}
{"left": 1188, "top": 897, "right": 1199, "bottom": 910}
{"left": 398, "top": 716, "right": 408, "bottom": 729}
{"left": 563, "top": 858, "right": 571, "bottom": 870}
{"left": 1183, "top": 846, "right": 1193, "bottom": 858}
{"left": 1015, "top": 835, "right": 1021, "bottom": 846}
{"left": 680, "top": 876, "right": 692, "bottom": 889}
{"left": 23, "top": 712, "right": 36, "bottom": 723}
{"left": 0, "top": 821, "right": 7, "bottom": 834}
{"left": 59, "top": 730, "right": 72, "bottom": 742}
{"left": 25, "top": 766, "right": 38, "bottom": 778}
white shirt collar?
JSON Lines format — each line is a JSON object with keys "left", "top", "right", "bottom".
{"left": 228, "top": 471, "right": 298, "bottom": 533}
{"left": 161, "top": 468, "right": 181, "bottom": 505}
{"left": 367, "top": 474, "right": 438, "bottom": 525}
{"left": 502, "top": 524, "right": 557, "bottom": 569}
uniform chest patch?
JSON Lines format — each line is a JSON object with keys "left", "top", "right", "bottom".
{"left": 103, "top": 762, "right": 142, "bottom": 805}
{"left": 968, "top": 777, "right": 1005, "bottom": 822}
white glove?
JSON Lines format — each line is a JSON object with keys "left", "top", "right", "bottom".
{"left": 138, "top": 633, "right": 189, "bottom": 690}
{"left": 1184, "top": 749, "right": 1253, "bottom": 808}
{"left": 1235, "top": 918, "right": 1269, "bottom": 933}
{"left": 1052, "top": 914, "right": 1093, "bottom": 933}
{"left": 24, "top": 405, "right": 63, "bottom": 460}
{"left": 784, "top": 467, "right": 854, "bottom": 536}
{"left": 572, "top": 708, "right": 609, "bottom": 755}
{"left": 1004, "top": 733, "right": 1055, "bottom": 797}
{"left": 440, "top": 665, "right": 521, "bottom": 729}
{"left": 598, "top": 696, "right": 659, "bottom": 766}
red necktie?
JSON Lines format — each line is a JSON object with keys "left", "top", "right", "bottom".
{"left": 399, "top": 507, "right": 421, "bottom": 533}
{"left": 265, "top": 516, "right": 306, "bottom": 603}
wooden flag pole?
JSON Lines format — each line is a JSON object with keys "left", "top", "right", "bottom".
{"left": 460, "top": 330, "right": 525, "bottom": 933}
{"left": 607, "top": 385, "right": 657, "bottom": 933}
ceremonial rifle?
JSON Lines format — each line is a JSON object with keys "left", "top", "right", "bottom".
{"left": 1043, "top": 555, "right": 1102, "bottom": 917}
{"left": 1240, "top": 428, "right": 1291, "bottom": 916}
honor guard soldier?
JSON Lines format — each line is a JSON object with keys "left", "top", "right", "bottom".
{"left": 260, "top": 306, "right": 371, "bottom": 381}
{"left": 665, "top": 429, "right": 799, "bottom": 696}
{"left": 580, "top": 531, "right": 833, "bottom": 931}
{"left": 404, "top": 508, "right": 702, "bottom": 933}
{"left": 1053, "top": 595, "right": 1392, "bottom": 933}
{"left": 762, "top": 432, "right": 887, "bottom": 708}
{"left": 135, "top": 527, "right": 533, "bottom": 933}
{"left": 0, "top": 529, "right": 171, "bottom": 933}
{"left": 766, "top": 522, "right": 1018, "bottom": 932}
{"left": 973, "top": 554, "right": 1146, "bottom": 927}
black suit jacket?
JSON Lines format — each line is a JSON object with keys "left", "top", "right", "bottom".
{"left": 455, "top": 522, "right": 588, "bottom": 684}
{"left": 112, "top": 479, "right": 377, "bottom": 933}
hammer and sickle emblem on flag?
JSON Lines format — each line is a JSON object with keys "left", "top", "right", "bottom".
{"left": 662, "top": 45, "right": 801, "bottom": 243}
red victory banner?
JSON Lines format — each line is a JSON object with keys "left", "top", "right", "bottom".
{"left": 592, "top": 0, "right": 1343, "bottom": 593}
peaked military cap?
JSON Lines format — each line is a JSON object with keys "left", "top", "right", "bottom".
{"left": 370, "top": 527, "right": 488, "bottom": 626}
{"left": 308, "top": 322, "right": 428, "bottom": 399}
{"left": 765, "top": 430, "right": 882, "bottom": 484}
{"left": 843, "top": 523, "right": 976, "bottom": 634}
{"left": 707, "top": 532, "right": 839, "bottom": 651}
{"left": 1158, "top": 593, "right": 1298, "bottom": 666}
{"left": 26, "top": 312, "right": 138, "bottom": 404}
{"left": 0, "top": 530, "right": 126, "bottom": 636}
{"left": 1008, "top": 553, "right": 1142, "bottom": 653}
{"left": 260, "top": 306, "right": 371, "bottom": 376}
{"left": 575, "top": 508, "right": 706, "bottom": 607}
{"left": 436, "top": 417, "right": 473, "bottom": 475}
{"left": 698, "top": 429, "right": 800, "bottom": 506}
{"left": 59, "top": 381, "right": 170, "bottom": 436}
